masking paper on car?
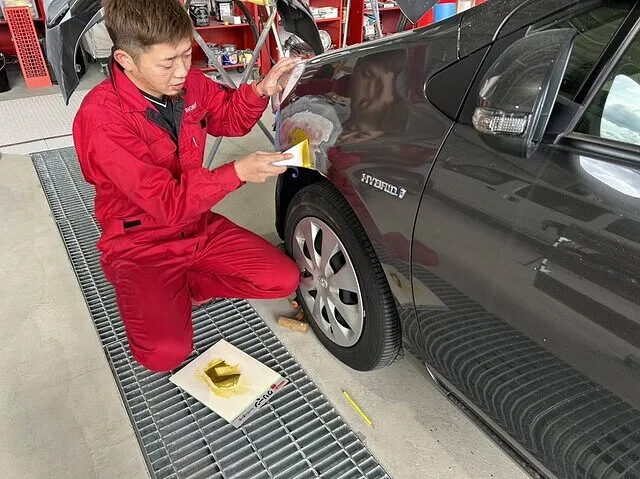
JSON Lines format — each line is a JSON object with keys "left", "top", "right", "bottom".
{"left": 277, "top": 96, "right": 344, "bottom": 174}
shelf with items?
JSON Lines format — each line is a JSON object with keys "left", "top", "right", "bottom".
{"left": 187, "top": 0, "right": 271, "bottom": 75}
{"left": 194, "top": 61, "right": 254, "bottom": 72}
{"left": 346, "top": 0, "right": 411, "bottom": 45}
{"left": 366, "top": 3, "right": 413, "bottom": 41}
{"left": 197, "top": 21, "right": 254, "bottom": 30}
{"left": 193, "top": 26, "right": 263, "bottom": 75}
{"left": 315, "top": 17, "right": 339, "bottom": 24}
{"left": 193, "top": 43, "right": 258, "bottom": 76}
{"left": 346, "top": 0, "right": 485, "bottom": 45}
{"left": 364, "top": 6, "right": 401, "bottom": 13}
{"left": 268, "top": 0, "right": 343, "bottom": 62}
{"left": 308, "top": 0, "right": 342, "bottom": 50}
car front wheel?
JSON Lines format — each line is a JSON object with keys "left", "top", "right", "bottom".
{"left": 284, "top": 181, "right": 402, "bottom": 371}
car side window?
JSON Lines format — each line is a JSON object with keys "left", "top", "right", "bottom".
{"left": 538, "top": 0, "right": 633, "bottom": 101}
{"left": 576, "top": 34, "right": 640, "bottom": 147}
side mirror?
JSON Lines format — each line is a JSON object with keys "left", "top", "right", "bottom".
{"left": 472, "top": 28, "right": 576, "bottom": 158}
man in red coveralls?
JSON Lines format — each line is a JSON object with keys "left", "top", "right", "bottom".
{"left": 73, "top": 0, "right": 301, "bottom": 373}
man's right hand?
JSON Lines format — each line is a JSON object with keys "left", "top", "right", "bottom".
{"left": 234, "top": 151, "right": 292, "bottom": 183}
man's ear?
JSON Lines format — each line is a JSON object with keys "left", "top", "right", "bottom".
{"left": 113, "top": 49, "right": 136, "bottom": 72}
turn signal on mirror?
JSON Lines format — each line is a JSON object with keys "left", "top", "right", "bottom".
{"left": 472, "top": 107, "right": 529, "bottom": 136}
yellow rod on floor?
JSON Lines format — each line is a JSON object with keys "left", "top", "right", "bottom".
{"left": 342, "top": 390, "right": 373, "bottom": 428}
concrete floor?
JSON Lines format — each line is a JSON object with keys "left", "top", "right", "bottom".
{"left": 0, "top": 64, "right": 529, "bottom": 478}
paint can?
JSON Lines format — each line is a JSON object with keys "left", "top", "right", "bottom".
{"left": 189, "top": 2, "right": 210, "bottom": 27}
{"left": 215, "top": 0, "right": 234, "bottom": 22}
{"left": 236, "top": 50, "right": 252, "bottom": 71}
{"left": 206, "top": 44, "right": 224, "bottom": 67}
{"left": 237, "top": 50, "right": 252, "bottom": 65}
{"left": 222, "top": 44, "right": 238, "bottom": 65}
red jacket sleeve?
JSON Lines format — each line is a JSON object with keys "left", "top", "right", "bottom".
{"left": 81, "top": 122, "right": 243, "bottom": 226}
{"left": 195, "top": 70, "right": 269, "bottom": 138}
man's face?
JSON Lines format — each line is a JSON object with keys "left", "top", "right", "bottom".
{"left": 340, "top": 59, "right": 399, "bottom": 144}
{"left": 116, "top": 37, "right": 193, "bottom": 98}
{"left": 350, "top": 61, "right": 396, "bottom": 120}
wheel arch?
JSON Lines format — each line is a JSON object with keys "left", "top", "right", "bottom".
{"left": 275, "top": 167, "right": 326, "bottom": 240}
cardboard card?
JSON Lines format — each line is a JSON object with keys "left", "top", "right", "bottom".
{"left": 273, "top": 139, "right": 312, "bottom": 168}
{"left": 169, "top": 339, "right": 288, "bottom": 428}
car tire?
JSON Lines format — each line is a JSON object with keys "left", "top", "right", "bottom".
{"left": 284, "top": 181, "right": 402, "bottom": 371}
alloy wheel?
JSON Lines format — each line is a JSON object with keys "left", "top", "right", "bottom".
{"left": 292, "top": 217, "right": 364, "bottom": 347}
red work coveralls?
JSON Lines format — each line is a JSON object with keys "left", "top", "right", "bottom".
{"left": 72, "top": 61, "right": 299, "bottom": 372}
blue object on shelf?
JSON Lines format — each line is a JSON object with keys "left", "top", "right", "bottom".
{"left": 434, "top": 3, "right": 457, "bottom": 22}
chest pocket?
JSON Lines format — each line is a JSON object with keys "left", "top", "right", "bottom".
{"left": 146, "top": 133, "right": 178, "bottom": 171}
{"left": 181, "top": 106, "right": 209, "bottom": 167}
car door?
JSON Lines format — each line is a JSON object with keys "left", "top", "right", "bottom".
{"left": 412, "top": 2, "right": 640, "bottom": 478}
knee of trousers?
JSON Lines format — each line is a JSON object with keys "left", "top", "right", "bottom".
{"left": 133, "top": 337, "right": 192, "bottom": 373}
{"left": 264, "top": 256, "right": 300, "bottom": 297}
{"left": 283, "top": 257, "right": 301, "bottom": 296}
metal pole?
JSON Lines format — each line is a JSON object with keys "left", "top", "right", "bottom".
{"left": 396, "top": 12, "right": 408, "bottom": 33}
{"left": 342, "top": 0, "right": 351, "bottom": 48}
{"left": 257, "top": 119, "right": 275, "bottom": 143}
{"left": 192, "top": 30, "right": 236, "bottom": 87}
{"left": 240, "top": 6, "right": 277, "bottom": 85}
{"left": 202, "top": 1, "right": 279, "bottom": 168}
{"left": 196, "top": 29, "right": 275, "bottom": 168}
{"left": 186, "top": 0, "right": 235, "bottom": 86}
{"left": 264, "top": 3, "right": 284, "bottom": 57}
{"left": 370, "top": 0, "right": 383, "bottom": 39}
{"left": 203, "top": 136, "right": 224, "bottom": 169}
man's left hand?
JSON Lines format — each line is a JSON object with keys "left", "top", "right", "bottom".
{"left": 255, "top": 57, "right": 302, "bottom": 97}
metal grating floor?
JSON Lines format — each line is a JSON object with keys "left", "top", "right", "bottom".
{"left": 31, "top": 147, "right": 389, "bottom": 479}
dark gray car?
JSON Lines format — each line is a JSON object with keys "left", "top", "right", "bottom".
{"left": 273, "top": 1, "right": 640, "bottom": 477}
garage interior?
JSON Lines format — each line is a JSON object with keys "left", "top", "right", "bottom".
{"left": 0, "top": 0, "right": 549, "bottom": 478}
